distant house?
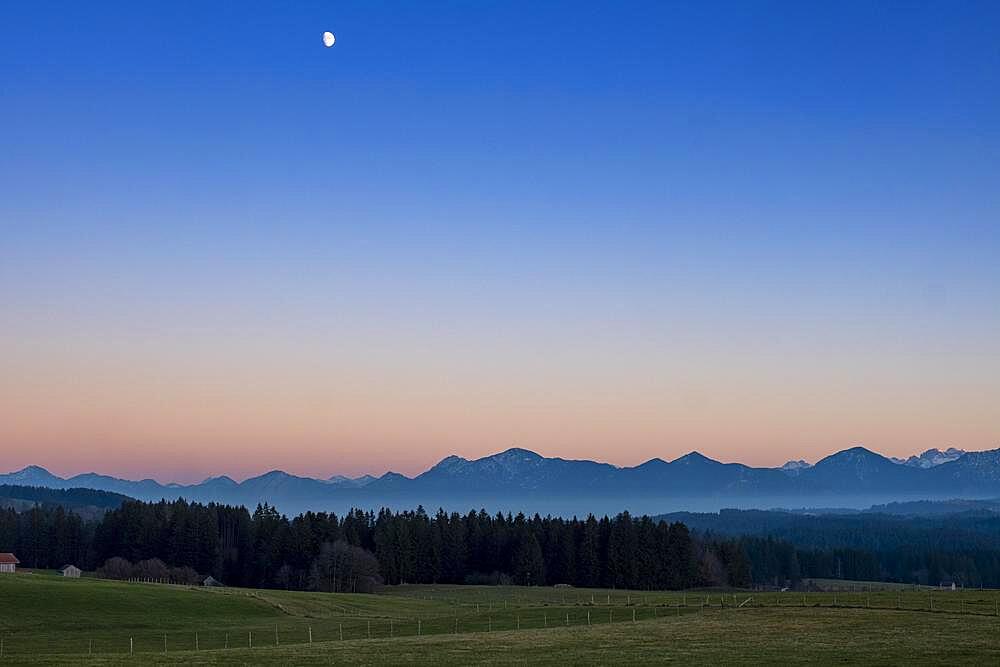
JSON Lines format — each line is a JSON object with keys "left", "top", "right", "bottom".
{"left": 203, "top": 575, "right": 223, "bottom": 587}
{"left": 0, "top": 553, "right": 19, "bottom": 574}
{"left": 60, "top": 564, "right": 82, "bottom": 578}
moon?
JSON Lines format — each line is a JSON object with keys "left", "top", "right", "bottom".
{"left": 322, "top": 31, "right": 336, "bottom": 48}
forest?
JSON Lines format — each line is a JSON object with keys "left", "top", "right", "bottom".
{"left": 1, "top": 498, "right": 745, "bottom": 591}
{"left": 3, "top": 495, "right": 1000, "bottom": 590}
{"left": 667, "top": 508, "right": 1000, "bottom": 588}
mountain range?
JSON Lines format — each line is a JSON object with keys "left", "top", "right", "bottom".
{"left": 890, "top": 447, "right": 967, "bottom": 468}
{"left": 2, "top": 446, "right": 999, "bottom": 517}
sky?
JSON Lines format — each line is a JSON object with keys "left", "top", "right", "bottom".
{"left": 1, "top": 1, "right": 999, "bottom": 483}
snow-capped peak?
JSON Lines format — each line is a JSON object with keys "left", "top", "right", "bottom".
{"left": 780, "top": 459, "right": 812, "bottom": 476}
{"left": 890, "top": 447, "right": 966, "bottom": 468}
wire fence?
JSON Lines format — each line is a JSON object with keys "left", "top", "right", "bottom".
{"left": 0, "top": 606, "right": 699, "bottom": 657}
{"left": 0, "top": 589, "right": 997, "bottom": 658}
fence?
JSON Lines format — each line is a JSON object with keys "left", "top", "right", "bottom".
{"left": 0, "top": 605, "right": 687, "bottom": 657}
{"left": 0, "top": 588, "right": 996, "bottom": 658}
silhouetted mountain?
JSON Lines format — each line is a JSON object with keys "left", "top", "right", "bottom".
{"left": 3, "top": 445, "right": 999, "bottom": 516}
{"left": 619, "top": 452, "right": 799, "bottom": 496}
{"left": 64, "top": 473, "right": 167, "bottom": 498}
{"left": 405, "top": 448, "right": 617, "bottom": 494}
{"left": 798, "top": 446, "right": 929, "bottom": 491}
{"left": 927, "top": 449, "right": 1000, "bottom": 493}
{"left": 1, "top": 465, "right": 63, "bottom": 487}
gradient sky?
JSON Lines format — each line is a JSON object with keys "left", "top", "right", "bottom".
{"left": 2, "top": 1, "right": 999, "bottom": 483}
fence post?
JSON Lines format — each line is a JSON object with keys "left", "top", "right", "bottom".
{"left": 632, "top": 608, "right": 636, "bottom": 623}
{"left": 340, "top": 623, "right": 344, "bottom": 641}
{"left": 130, "top": 637, "right": 133, "bottom": 657}
{"left": 309, "top": 626, "right": 312, "bottom": 643}
{"left": 275, "top": 624, "right": 279, "bottom": 646}
{"left": 195, "top": 632, "right": 199, "bottom": 651}
{"left": 587, "top": 611, "right": 591, "bottom": 625}
{"left": 565, "top": 613, "right": 569, "bottom": 626}
{"left": 249, "top": 631, "right": 252, "bottom": 649}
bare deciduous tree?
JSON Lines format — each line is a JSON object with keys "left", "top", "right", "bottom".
{"left": 309, "top": 540, "right": 381, "bottom": 593}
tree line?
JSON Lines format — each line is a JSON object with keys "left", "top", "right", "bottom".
{"left": 5, "top": 497, "right": 999, "bottom": 590}
{"left": 1, "top": 498, "right": 749, "bottom": 590}
{"left": 669, "top": 508, "right": 1000, "bottom": 588}
{"left": 739, "top": 534, "right": 1000, "bottom": 588}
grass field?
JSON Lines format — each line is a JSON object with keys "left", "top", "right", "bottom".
{"left": 2, "top": 572, "right": 999, "bottom": 664}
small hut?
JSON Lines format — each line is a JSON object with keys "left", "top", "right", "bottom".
{"left": 203, "top": 575, "right": 223, "bottom": 587}
{"left": 0, "top": 553, "right": 19, "bottom": 574}
{"left": 60, "top": 564, "right": 82, "bottom": 578}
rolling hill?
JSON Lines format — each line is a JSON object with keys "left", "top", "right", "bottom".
{"left": 0, "top": 484, "right": 130, "bottom": 519}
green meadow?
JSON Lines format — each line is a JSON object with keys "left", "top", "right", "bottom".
{"left": 2, "top": 572, "right": 999, "bottom": 664}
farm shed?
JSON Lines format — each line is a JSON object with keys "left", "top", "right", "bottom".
{"left": 0, "top": 553, "right": 19, "bottom": 573}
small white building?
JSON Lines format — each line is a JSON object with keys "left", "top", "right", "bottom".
{"left": 60, "top": 564, "right": 82, "bottom": 578}
{"left": 0, "top": 553, "right": 20, "bottom": 573}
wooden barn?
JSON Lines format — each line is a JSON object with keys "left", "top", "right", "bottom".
{"left": 0, "top": 553, "right": 20, "bottom": 573}
{"left": 60, "top": 564, "right": 82, "bottom": 578}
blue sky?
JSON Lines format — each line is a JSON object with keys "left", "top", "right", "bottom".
{"left": 1, "top": 1, "right": 998, "bottom": 480}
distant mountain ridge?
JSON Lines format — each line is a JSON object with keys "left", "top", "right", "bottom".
{"left": 2, "top": 445, "right": 997, "bottom": 516}
{"left": 890, "top": 447, "right": 966, "bottom": 468}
